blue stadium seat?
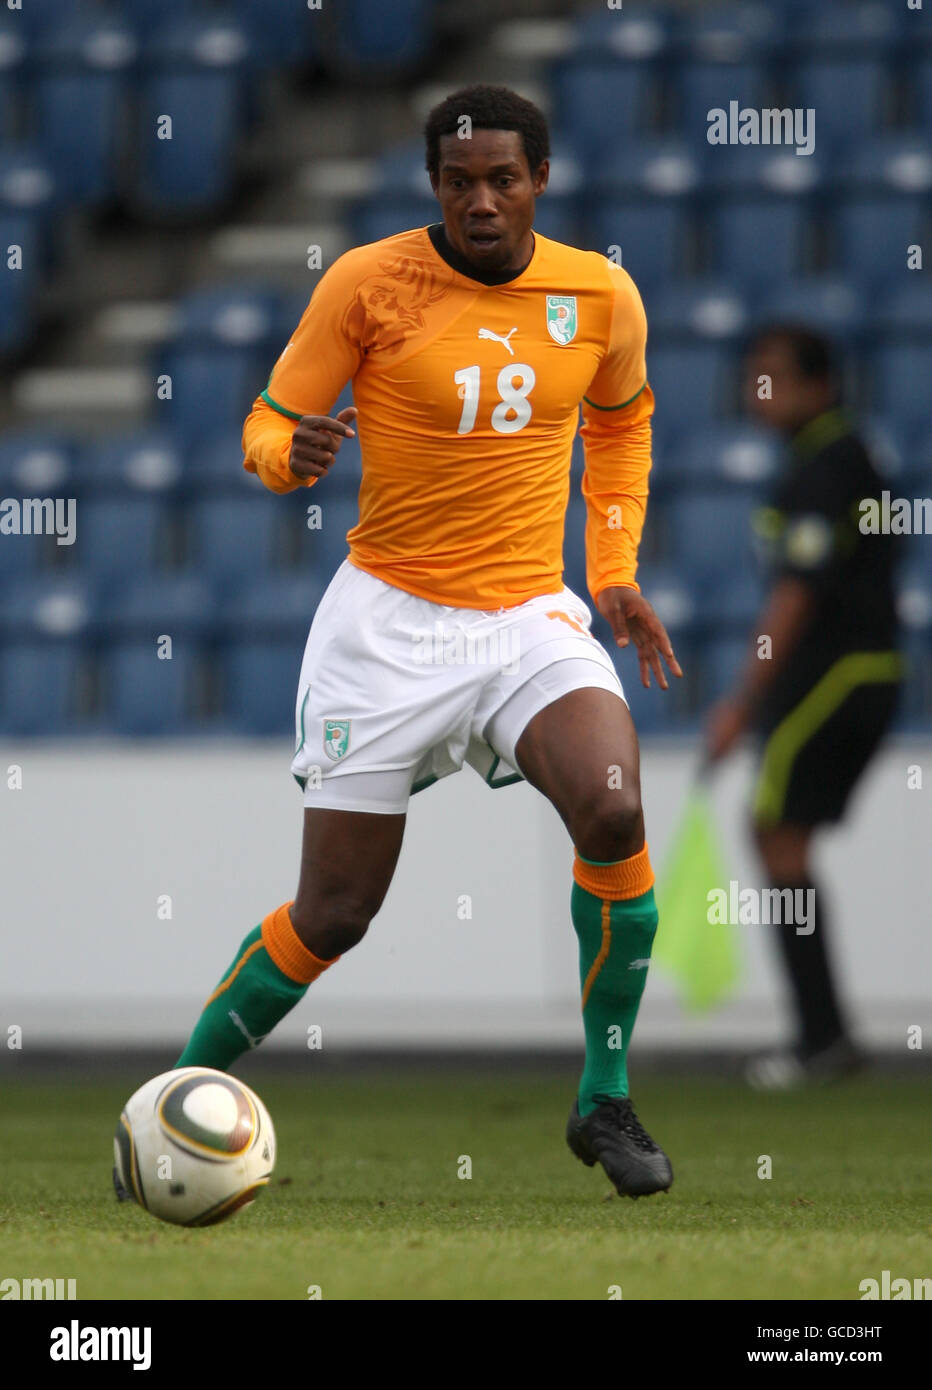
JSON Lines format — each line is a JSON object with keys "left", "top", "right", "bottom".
{"left": 643, "top": 344, "right": 736, "bottom": 425}
{"left": 755, "top": 277, "right": 865, "bottom": 339}
{"left": 78, "top": 428, "right": 184, "bottom": 494}
{"left": 70, "top": 495, "right": 169, "bottom": 578}
{"left": 665, "top": 488, "right": 758, "bottom": 575}
{"left": 104, "top": 573, "right": 217, "bottom": 635}
{"left": 792, "top": 58, "right": 889, "bottom": 149}
{"left": 231, "top": 0, "right": 318, "bottom": 67}
{"left": 0, "top": 143, "right": 57, "bottom": 284}
{"left": 794, "top": 2, "right": 902, "bottom": 50}
{"left": 15, "top": 0, "right": 90, "bottom": 37}
{"left": 156, "top": 343, "right": 266, "bottom": 444}
{"left": 697, "top": 634, "right": 751, "bottom": 706}
{"left": 550, "top": 57, "right": 654, "bottom": 157}
{"left": 0, "top": 428, "right": 74, "bottom": 493}
{"left": 875, "top": 281, "right": 932, "bottom": 333}
{"left": 872, "top": 342, "right": 932, "bottom": 425}
{"left": 187, "top": 493, "right": 284, "bottom": 582}
{"left": 831, "top": 137, "right": 932, "bottom": 284}
{"left": 353, "top": 195, "right": 437, "bottom": 246}
{"left": 0, "top": 22, "right": 27, "bottom": 143}
{"left": 649, "top": 280, "right": 751, "bottom": 343}
{"left": 132, "top": 16, "right": 247, "bottom": 216}
{"left": 295, "top": 493, "right": 361, "bottom": 582}
{"left": 585, "top": 200, "right": 693, "bottom": 288}
{"left": 104, "top": 640, "right": 199, "bottom": 735}
{"left": 176, "top": 282, "right": 282, "bottom": 350}
{"left": 220, "top": 574, "right": 327, "bottom": 735}
{"left": 0, "top": 639, "right": 84, "bottom": 734}
{"left": 708, "top": 195, "right": 811, "bottom": 286}
{"left": 571, "top": 5, "right": 672, "bottom": 60}
{"left": 33, "top": 18, "right": 136, "bottom": 203}
{"left": 666, "top": 423, "right": 778, "bottom": 486}
{"left": 0, "top": 210, "right": 39, "bottom": 352}
{"left": 324, "top": 0, "right": 431, "bottom": 76}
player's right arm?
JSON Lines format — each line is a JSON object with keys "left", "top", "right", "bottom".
{"left": 242, "top": 248, "right": 367, "bottom": 493}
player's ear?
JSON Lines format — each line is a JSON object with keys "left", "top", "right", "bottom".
{"left": 532, "top": 159, "right": 549, "bottom": 195}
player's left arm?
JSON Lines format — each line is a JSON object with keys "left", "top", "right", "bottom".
{"left": 580, "top": 264, "right": 682, "bottom": 691}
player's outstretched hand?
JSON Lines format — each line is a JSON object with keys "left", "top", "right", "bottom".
{"left": 288, "top": 406, "right": 358, "bottom": 479}
{"left": 597, "top": 585, "right": 683, "bottom": 691}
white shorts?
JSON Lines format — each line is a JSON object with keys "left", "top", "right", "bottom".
{"left": 290, "top": 559, "right": 627, "bottom": 814}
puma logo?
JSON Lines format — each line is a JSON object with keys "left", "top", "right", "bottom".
{"left": 478, "top": 326, "right": 518, "bottom": 356}
{"left": 228, "top": 1010, "right": 266, "bottom": 1049}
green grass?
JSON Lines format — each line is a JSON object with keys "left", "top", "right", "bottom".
{"left": 2, "top": 1069, "right": 930, "bottom": 1300}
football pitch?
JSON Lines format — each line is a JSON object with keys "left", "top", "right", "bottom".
{"left": 3, "top": 1065, "right": 930, "bottom": 1302}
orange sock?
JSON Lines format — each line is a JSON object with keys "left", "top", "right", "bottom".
{"left": 572, "top": 842, "right": 655, "bottom": 901}
{"left": 261, "top": 901, "right": 339, "bottom": 985}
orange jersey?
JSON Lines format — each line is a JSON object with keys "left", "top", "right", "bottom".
{"left": 242, "top": 226, "right": 654, "bottom": 609}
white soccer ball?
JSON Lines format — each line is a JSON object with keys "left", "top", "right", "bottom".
{"left": 113, "top": 1067, "right": 276, "bottom": 1227}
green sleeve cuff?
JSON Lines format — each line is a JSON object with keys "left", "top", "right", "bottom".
{"left": 583, "top": 380, "right": 647, "bottom": 412}
{"left": 260, "top": 388, "right": 303, "bottom": 421}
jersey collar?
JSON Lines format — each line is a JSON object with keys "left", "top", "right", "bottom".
{"left": 425, "top": 222, "right": 536, "bottom": 286}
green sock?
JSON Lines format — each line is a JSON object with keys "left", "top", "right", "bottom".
{"left": 175, "top": 924, "right": 310, "bottom": 1071}
{"left": 571, "top": 882, "right": 659, "bottom": 1116}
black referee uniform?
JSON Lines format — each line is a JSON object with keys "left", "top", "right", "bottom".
{"left": 750, "top": 405, "right": 905, "bottom": 1059}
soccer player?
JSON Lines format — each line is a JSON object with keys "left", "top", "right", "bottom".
{"left": 706, "top": 326, "right": 905, "bottom": 1088}
{"left": 174, "top": 85, "right": 682, "bottom": 1197}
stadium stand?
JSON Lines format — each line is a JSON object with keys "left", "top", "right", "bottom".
{"left": 0, "top": 0, "right": 929, "bottom": 735}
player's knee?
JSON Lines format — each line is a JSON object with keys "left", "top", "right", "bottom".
{"left": 289, "top": 897, "right": 373, "bottom": 958}
{"left": 575, "top": 788, "right": 644, "bottom": 863}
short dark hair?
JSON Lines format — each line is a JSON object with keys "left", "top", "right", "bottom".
{"left": 424, "top": 84, "right": 550, "bottom": 181}
{"left": 747, "top": 324, "right": 836, "bottom": 383}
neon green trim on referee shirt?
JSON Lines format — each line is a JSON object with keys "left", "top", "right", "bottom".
{"left": 261, "top": 388, "right": 303, "bottom": 421}
{"left": 582, "top": 380, "right": 647, "bottom": 412}
{"left": 753, "top": 650, "right": 905, "bottom": 827}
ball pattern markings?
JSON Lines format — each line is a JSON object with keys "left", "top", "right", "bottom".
{"left": 158, "top": 1074, "right": 258, "bottom": 1159}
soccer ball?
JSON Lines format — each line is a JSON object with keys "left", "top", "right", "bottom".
{"left": 113, "top": 1067, "right": 276, "bottom": 1227}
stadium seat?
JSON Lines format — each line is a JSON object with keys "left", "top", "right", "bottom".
{"left": 571, "top": 4, "right": 672, "bottom": 61}
{"left": 323, "top": 0, "right": 431, "bottom": 77}
{"left": 0, "top": 638, "right": 84, "bottom": 735}
{"left": 649, "top": 280, "right": 751, "bottom": 343}
{"left": 219, "top": 573, "right": 327, "bottom": 736}
{"left": 643, "top": 343, "right": 736, "bottom": 425}
{"left": 295, "top": 493, "right": 361, "bottom": 583}
{"left": 353, "top": 195, "right": 438, "bottom": 246}
{"left": 78, "top": 428, "right": 184, "bottom": 495}
{"left": 0, "top": 428, "right": 74, "bottom": 493}
{"left": 132, "top": 16, "right": 248, "bottom": 216}
{"left": 104, "top": 639, "right": 199, "bottom": 735}
{"left": 585, "top": 200, "right": 693, "bottom": 288}
{"left": 231, "top": 0, "right": 318, "bottom": 68}
{"left": 69, "top": 495, "right": 170, "bottom": 579}
{"left": 791, "top": 58, "right": 890, "bottom": 149}
{"left": 708, "top": 195, "right": 811, "bottom": 287}
{"left": 186, "top": 493, "right": 284, "bottom": 583}
{"left": 872, "top": 342, "right": 932, "bottom": 426}
{"left": 33, "top": 18, "right": 136, "bottom": 203}
{"left": 0, "top": 22, "right": 27, "bottom": 144}
{"left": 754, "top": 277, "right": 865, "bottom": 339}
{"left": 696, "top": 634, "right": 751, "bottom": 706}
{"left": 0, "top": 210, "right": 39, "bottom": 353}
{"left": 104, "top": 573, "right": 217, "bottom": 636}
{"left": 550, "top": 57, "right": 654, "bottom": 158}
{"left": 831, "top": 137, "right": 932, "bottom": 284}
{"left": 665, "top": 423, "right": 778, "bottom": 486}
{"left": 664, "top": 488, "right": 759, "bottom": 576}
{"left": 156, "top": 343, "right": 266, "bottom": 445}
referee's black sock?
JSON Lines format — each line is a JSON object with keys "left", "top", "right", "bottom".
{"left": 770, "top": 878, "right": 850, "bottom": 1058}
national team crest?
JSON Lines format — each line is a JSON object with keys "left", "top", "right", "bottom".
{"left": 546, "top": 295, "right": 577, "bottom": 345}
{"left": 323, "top": 718, "right": 351, "bottom": 761}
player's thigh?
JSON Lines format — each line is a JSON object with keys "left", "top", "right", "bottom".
{"left": 513, "top": 685, "right": 643, "bottom": 846}
{"left": 292, "top": 805, "right": 406, "bottom": 931}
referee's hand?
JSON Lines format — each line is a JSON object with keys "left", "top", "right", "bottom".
{"left": 289, "top": 406, "right": 358, "bottom": 480}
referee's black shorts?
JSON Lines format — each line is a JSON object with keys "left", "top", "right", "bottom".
{"left": 752, "top": 652, "right": 905, "bottom": 829}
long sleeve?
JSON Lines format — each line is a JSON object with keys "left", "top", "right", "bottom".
{"left": 242, "top": 246, "right": 367, "bottom": 494}
{"left": 579, "top": 263, "right": 653, "bottom": 601}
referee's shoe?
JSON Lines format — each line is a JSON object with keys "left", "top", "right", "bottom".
{"left": 567, "top": 1096, "right": 673, "bottom": 1197}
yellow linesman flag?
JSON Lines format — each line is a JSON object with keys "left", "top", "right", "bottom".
{"left": 654, "top": 777, "right": 741, "bottom": 1011}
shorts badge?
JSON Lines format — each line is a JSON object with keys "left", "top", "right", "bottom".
{"left": 323, "top": 718, "right": 351, "bottom": 761}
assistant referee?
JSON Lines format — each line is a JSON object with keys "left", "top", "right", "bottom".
{"left": 706, "top": 325, "right": 905, "bottom": 1087}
